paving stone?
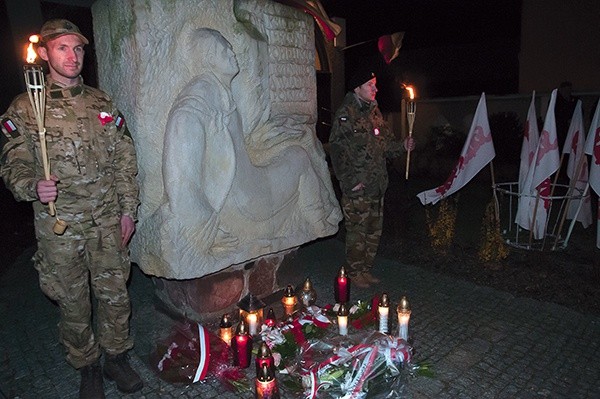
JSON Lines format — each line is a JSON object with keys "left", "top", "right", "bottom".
{"left": 2, "top": 238, "right": 600, "bottom": 398}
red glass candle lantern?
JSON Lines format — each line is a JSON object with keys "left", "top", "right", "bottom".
{"left": 255, "top": 364, "right": 280, "bottom": 399}
{"left": 265, "top": 307, "right": 277, "bottom": 328}
{"left": 334, "top": 266, "right": 350, "bottom": 304}
{"left": 231, "top": 320, "right": 253, "bottom": 368}
{"left": 255, "top": 340, "right": 275, "bottom": 375}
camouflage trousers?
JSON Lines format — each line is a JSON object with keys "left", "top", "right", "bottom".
{"left": 34, "top": 219, "right": 133, "bottom": 369}
{"left": 341, "top": 195, "right": 384, "bottom": 276}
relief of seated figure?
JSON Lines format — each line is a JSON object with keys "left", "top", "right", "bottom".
{"left": 155, "top": 28, "right": 340, "bottom": 278}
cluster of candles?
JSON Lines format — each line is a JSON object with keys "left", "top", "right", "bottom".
{"left": 216, "top": 269, "right": 411, "bottom": 397}
{"left": 376, "top": 293, "right": 412, "bottom": 340}
{"left": 334, "top": 266, "right": 412, "bottom": 340}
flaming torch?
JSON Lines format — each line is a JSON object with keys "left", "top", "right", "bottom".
{"left": 23, "top": 36, "right": 67, "bottom": 235}
{"left": 405, "top": 86, "right": 416, "bottom": 180}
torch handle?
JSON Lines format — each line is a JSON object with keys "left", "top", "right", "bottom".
{"left": 405, "top": 107, "right": 416, "bottom": 180}
{"left": 39, "top": 129, "right": 56, "bottom": 217}
{"left": 405, "top": 137, "right": 412, "bottom": 180}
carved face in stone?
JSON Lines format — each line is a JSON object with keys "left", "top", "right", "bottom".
{"left": 190, "top": 28, "right": 239, "bottom": 80}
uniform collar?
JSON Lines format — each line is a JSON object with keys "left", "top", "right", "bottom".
{"left": 47, "top": 76, "right": 84, "bottom": 99}
{"left": 352, "top": 92, "right": 376, "bottom": 111}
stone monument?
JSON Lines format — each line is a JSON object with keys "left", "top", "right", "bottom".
{"left": 91, "top": 0, "right": 342, "bottom": 316}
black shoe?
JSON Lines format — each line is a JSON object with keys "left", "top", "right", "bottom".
{"left": 103, "top": 352, "right": 143, "bottom": 393}
{"left": 79, "top": 361, "right": 105, "bottom": 399}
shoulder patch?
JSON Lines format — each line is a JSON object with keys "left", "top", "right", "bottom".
{"left": 1, "top": 118, "right": 19, "bottom": 138}
{"left": 115, "top": 113, "right": 125, "bottom": 131}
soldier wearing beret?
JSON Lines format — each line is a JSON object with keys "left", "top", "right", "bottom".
{"left": 0, "top": 19, "right": 142, "bottom": 398}
{"left": 329, "top": 66, "right": 414, "bottom": 288}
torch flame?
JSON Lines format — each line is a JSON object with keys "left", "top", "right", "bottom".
{"left": 26, "top": 35, "right": 40, "bottom": 64}
{"left": 406, "top": 86, "right": 415, "bottom": 100}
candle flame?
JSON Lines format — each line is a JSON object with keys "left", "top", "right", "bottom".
{"left": 406, "top": 86, "right": 415, "bottom": 100}
{"left": 26, "top": 35, "right": 40, "bottom": 64}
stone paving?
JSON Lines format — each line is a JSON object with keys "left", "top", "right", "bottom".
{"left": 1, "top": 237, "right": 600, "bottom": 398}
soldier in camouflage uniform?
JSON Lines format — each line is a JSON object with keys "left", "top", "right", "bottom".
{"left": 0, "top": 20, "right": 142, "bottom": 398}
{"left": 329, "top": 67, "right": 414, "bottom": 289}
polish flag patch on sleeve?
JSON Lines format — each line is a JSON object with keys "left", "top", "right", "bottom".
{"left": 1, "top": 118, "right": 19, "bottom": 138}
{"left": 115, "top": 113, "right": 125, "bottom": 130}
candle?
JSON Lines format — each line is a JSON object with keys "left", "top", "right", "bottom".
{"left": 334, "top": 266, "right": 350, "bottom": 304}
{"left": 281, "top": 284, "right": 297, "bottom": 317}
{"left": 337, "top": 303, "right": 349, "bottom": 336}
{"left": 218, "top": 313, "right": 233, "bottom": 346}
{"left": 247, "top": 311, "right": 259, "bottom": 336}
{"left": 397, "top": 296, "right": 411, "bottom": 341}
{"left": 265, "top": 307, "right": 276, "bottom": 328}
{"left": 298, "top": 277, "right": 317, "bottom": 308}
{"left": 237, "top": 293, "right": 265, "bottom": 336}
{"left": 378, "top": 293, "right": 390, "bottom": 334}
{"left": 255, "top": 364, "right": 280, "bottom": 399}
{"left": 231, "top": 321, "right": 252, "bottom": 368}
{"left": 255, "top": 340, "right": 275, "bottom": 375}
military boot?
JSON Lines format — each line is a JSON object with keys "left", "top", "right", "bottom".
{"left": 103, "top": 352, "right": 143, "bottom": 393}
{"left": 79, "top": 361, "right": 105, "bottom": 399}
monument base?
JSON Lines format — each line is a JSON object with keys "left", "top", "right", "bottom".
{"left": 150, "top": 249, "right": 300, "bottom": 322}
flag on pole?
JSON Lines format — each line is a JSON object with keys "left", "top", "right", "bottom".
{"left": 518, "top": 91, "right": 540, "bottom": 194}
{"left": 584, "top": 99, "right": 600, "bottom": 196}
{"left": 516, "top": 89, "right": 561, "bottom": 239}
{"left": 562, "top": 100, "right": 592, "bottom": 228}
{"left": 584, "top": 99, "right": 600, "bottom": 249}
{"left": 378, "top": 32, "right": 405, "bottom": 64}
{"left": 417, "top": 93, "right": 495, "bottom": 205}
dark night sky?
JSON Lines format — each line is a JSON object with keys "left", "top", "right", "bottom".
{"left": 320, "top": 0, "right": 523, "bottom": 104}
{"left": 0, "top": 0, "right": 522, "bottom": 110}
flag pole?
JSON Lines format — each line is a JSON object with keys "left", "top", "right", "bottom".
{"left": 552, "top": 150, "right": 589, "bottom": 249}
{"left": 541, "top": 154, "right": 566, "bottom": 248}
{"left": 528, "top": 192, "right": 541, "bottom": 249}
{"left": 405, "top": 101, "right": 415, "bottom": 180}
{"left": 561, "top": 183, "right": 590, "bottom": 249}
{"left": 489, "top": 160, "right": 500, "bottom": 223}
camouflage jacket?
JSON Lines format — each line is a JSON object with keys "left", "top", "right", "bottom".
{"left": 329, "top": 92, "right": 404, "bottom": 198}
{"left": 0, "top": 77, "right": 139, "bottom": 230}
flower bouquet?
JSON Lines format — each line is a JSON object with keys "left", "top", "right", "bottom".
{"left": 300, "top": 331, "right": 413, "bottom": 399}
{"left": 150, "top": 319, "right": 251, "bottom": 392}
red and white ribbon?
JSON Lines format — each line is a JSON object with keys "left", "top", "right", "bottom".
{"left": 298, "top": 305, "right": 331, "bottom": 329}
{"left": 192, "top": 323, "right": 211, "bottom": 383}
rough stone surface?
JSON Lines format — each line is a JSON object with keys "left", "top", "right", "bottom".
{"left": 248, "top": 255, "right": 281, "bottom": 295}
{"left": 91, "top": 0, "right": 342, "bottom": 280}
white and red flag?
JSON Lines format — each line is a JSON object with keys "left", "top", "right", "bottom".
{"left": 562, "top": 100, "right": 592, "bottom": 228}
{"left": 417, "top": 93, "right": 495, "bottom": 205}
{"left": 584, "top": 99, "right": 600, "bottom": 248}
{"left": 378, "top": 32, "right": 405, "bottom": 64}
{"left": 516, "top": 89, "right": 561, "bottom": 239}
{"left": 518, "top": 91, "right": 540, "bottom": 194}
